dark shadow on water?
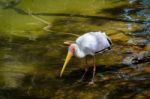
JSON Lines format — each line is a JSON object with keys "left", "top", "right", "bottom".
{"left": 0, "top": 60, "right": 149, "bottom": 99}
{"left": 107, "top": 80, "right": 150, "bottom": 99}
{"left": 98, "top": 4, "right": 128, "bottom": 16}
{"left": 60, "top": 64, "right": 127, "bottom": 84}
{"left": 50, "top": 18, "right": 88, "bottom": 33}
{"left": 86, "top": 18, "right": 109, "bottom": 26}
{"left": 0, "top": 73, "right": 61, "bottom": 99}
{"left": 56, "top": 63, "right": 150, "bottom": 99}
{"left": 1, "top": 4, "right": 148, "bottom": 24}
{"left": 99, "top": 3, "right": 150, "bottom": 16}
{"left": 26, "top": 12, "right": 149, "bottom": 24}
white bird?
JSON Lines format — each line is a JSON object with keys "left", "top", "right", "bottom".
{"left": 60, "top": 31, "right": 112, "bottom": 84}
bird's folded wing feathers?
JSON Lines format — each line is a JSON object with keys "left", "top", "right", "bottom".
{"left": 101, "top": 32, "right": 112, "bottom": 45}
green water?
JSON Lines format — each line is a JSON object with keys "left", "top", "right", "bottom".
{"left": 0, "top": 0, "right": 150, "bottom": 99}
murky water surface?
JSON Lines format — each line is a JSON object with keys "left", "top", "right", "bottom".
{"left": 0, "top": 0, "right": 149, "bottom": 99}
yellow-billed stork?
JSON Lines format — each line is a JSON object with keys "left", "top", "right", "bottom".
{"left": 60, "top": 31, "right": 112, "bottom": 84}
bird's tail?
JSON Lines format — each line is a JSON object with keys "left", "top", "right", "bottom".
{"left": 101, "top": 32, "right": 112, "bottom": 45}
{"left": 107, "top": 36, "right": 112, "bottom": 45}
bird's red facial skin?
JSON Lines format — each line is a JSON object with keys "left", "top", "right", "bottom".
{"left": 69, "top": 45, "right": 75, "bottom": 54}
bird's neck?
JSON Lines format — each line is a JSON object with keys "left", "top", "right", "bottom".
{"left": 74, "top": 44, "right": 85, "bottom": 58}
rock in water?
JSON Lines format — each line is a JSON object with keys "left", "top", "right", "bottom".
{"left": 123, "top": 51, "right": 150, "bottom": 65}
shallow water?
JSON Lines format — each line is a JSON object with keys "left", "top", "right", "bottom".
{"left": 0, "top": 0, "right": 150, "bottom": 99}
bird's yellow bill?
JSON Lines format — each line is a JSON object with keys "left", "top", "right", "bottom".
{"left": 60, "top": 52, "right": 73, "bottom": 77}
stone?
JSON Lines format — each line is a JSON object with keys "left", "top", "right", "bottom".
{"left": 123, "top": 51, "right": 150, "bottom": 65}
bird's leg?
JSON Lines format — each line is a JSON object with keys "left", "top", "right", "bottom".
{"left": 80, "top": 56, "right": 88, "bottom": 81}
{"left": 77, "top": 57, "right": 88, "bottom": 83}
{"left": 89, "top": 55, "right": 96, "bottom": 85}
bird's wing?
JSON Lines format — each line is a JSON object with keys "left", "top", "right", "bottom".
{"left": 76, "top": 33, "right": 96, "bottom": 55}
{"left": 76, "top": 32, "right": 111, "bottom": 55}
{"left": 101, "top": 32, "right": 112, "bottom": 45}
{"left": 89, "top": 32, "right": 111, "bottom": 50}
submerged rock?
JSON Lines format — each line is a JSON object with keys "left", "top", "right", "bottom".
{"left": 144, "top": 45, "right": 150, "bottom": 51}
{"left": 111, "top": 33, "right": 129, "bottom": 43}
{"left": 127, "top": 38, "right": 150, "bottom": 46}
{"left": 123, "top": 51, "right": 150, "bottom": 65}
{"left": 137, "top": 9, "right": 150, "bottom": 17}
{"left": 141, "top": 0, "right": 150, "bottom": 6}
{"left": 130, "top": 25, "right": 150, "bottom": 37}
{"left": 1, "top": 0, "right": 21, "bottom": 9}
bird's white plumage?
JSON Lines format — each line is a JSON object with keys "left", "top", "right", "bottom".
{"left": 74, "top": 31, "right": 111, "bottom": 58}
{"left": 60, "top": 31, "right": 112, "bottom": 78}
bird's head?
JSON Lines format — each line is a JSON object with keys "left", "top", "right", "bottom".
{"left": 60, "top": 44, "right": 76, "bottom": 77}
